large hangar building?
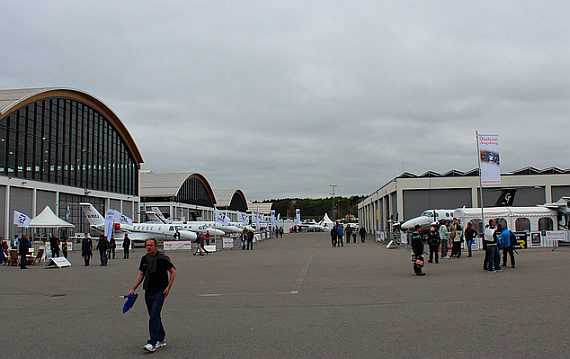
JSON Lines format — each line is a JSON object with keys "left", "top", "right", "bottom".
{"left": 0, "top": 87, "right": 143, "bottom": 239}
{"left": 358, "top": 167, "right": 570, "bottom": 234}
{"left": 140, "top": 171, "right": 249, "bottom": 222}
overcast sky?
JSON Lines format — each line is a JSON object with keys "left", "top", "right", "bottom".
{"left": 3, "top": 1, "right": 570, "bottom": 200}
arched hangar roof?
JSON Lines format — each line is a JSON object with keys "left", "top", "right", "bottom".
{"left": 140, "top": 172, "right": 217, "bottom": 207}
{"left": 213, "top": 189, "right": 248, "bottom": 211}
{"left": 0, "top": 87, "right": 143, "bottom": 164}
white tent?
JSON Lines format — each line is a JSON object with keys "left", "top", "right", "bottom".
{"left": 28, "top": 206, "right": 74, "bottom": 228}
{"left": 321, "top": 213, "right": 334, "bottom": 226}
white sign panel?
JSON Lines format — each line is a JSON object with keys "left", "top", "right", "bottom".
{"left": 163, "top": 240, "right": 193, "bottom": 250}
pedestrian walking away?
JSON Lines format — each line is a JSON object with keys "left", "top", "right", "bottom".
{"left": 82, "top": 233, "right": 93, "bottom": 266}
{"left": 123, "top": 234, "right": 131, "bottom": 259}
{"left": 128, "top": 238, "right": 176, "bottom": 353}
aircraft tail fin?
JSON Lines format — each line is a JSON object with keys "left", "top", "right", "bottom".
{"left": 150, "top": 207, "right": 168, "bottom": 223}
{"left": 79, "top": 203, "right": 105, "bottom": 226}
{"left": 494, "top": 189, "right": 517, "bottom": 206}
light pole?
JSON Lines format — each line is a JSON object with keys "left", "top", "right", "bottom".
{"left": 330, "top": 184, "right": 337, "bottom": 221}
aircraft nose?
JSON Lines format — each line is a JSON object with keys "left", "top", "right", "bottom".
{"left": 179, "top": 231, "right": 197, "bottom": 240}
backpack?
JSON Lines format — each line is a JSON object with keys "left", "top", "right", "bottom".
{"left": 509, "top": 231, "right": 517, "bottom": 248}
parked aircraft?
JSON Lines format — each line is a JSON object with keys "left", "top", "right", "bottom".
{"left": 400, "top": 209, "right": 455, "bottom": 231}
{"left": 79, "top": 203, "right": 198, "bottom": 241}
{"left": 144, "top": 207, "right": 239, "bottom": 236}
{"left": 400, "top": 189, "right": 519, "bottom": 231}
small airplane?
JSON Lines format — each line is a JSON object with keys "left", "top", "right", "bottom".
{"left": 400, "top": 209, "right": 455, "bottom": 231}
{"left": 144, "top": 207, "right": 240, "bottom": 236}
{"left": 400, "top": 188, "right": 519, "bottom": 231}
{"left": 80, "top": 203, "right": 198, "bottom": 241}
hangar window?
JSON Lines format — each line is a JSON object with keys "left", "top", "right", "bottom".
{"left": 515, "top": 218, "right": 530, "bottom": 232}
{"left": 0, "top": 97, "right": 138, "bottom": 195}
{"left": 538, "top": 217, "right": 553, "bottom": 231}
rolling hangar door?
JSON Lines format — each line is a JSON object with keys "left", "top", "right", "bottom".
{"left": 402, "top": 188, "right": 472, "bottom": 222}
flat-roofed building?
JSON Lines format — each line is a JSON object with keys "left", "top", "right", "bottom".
{"left": 358, "top": 167, "right": 570, "bottom": 234}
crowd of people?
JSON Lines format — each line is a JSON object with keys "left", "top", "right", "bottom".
{"left": 409, "top": 218, "right": 518, "bottom": 276}
{"left": 330, "top": 222, "right": 367, "bottom": 247}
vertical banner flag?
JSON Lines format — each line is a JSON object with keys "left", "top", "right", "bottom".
{"left": 215, "top": 208, "right": 230, "bottom": 226}
{"left": 13, "top": 210, "right": 32, "bottom": 227}
{"left": 296, "top": 209, "right": 301, "bottom": 225}
{"left": 66, "top": 205, "right": 71, "bottom": 219}
{"left": 256, "top": 207, "right": 261, "bottom": 230}
{"left": 270, "top": 210, "right": 275, "bottom": 230}
{"left": 113, "top": 210, "right": 133, "bottom": 226}
{"left": 478, "top": 134, "right": 501, "bottom": 184}
{"left": 277, "top": 213, "right": 281, "bottom": 228}
{"left": 105, "top": 209, "right": 115, "bottom": 240}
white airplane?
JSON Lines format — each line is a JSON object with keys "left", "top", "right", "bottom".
{"left": 79, "top": 203, "right": 198, "bottom": 241}
{"left": 144, "top": 207, "right": 236, "bottom": 236}
{"left": 400, "top": 209, "right": 455, "bottom": 231}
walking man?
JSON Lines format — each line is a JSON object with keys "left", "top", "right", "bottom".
{"left": 123, "top": 234, "right": 131, "bottom": 259}
{"left": 128, "top": 238, "right": 176, "bottom": 352}
{"left": 50, "top": 233, "right": 60, "bottom": 258}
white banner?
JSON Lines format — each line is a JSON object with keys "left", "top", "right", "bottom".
{"left": 215, "top": 208, "right": 230, "bottom": 226}
{"left": 163, "top": 240, "right": 193, "bottom": 250}
{"left": 256, "top": 207, "right": 260, "bottom": 230}
{"left": 478, "top": 134, "right": 501, "bottom": 185}
{"left": 296, "top": 209, "right": 301, "bottom": 225}
{"left": 270, "top": 210, "right": 275, "bottom": 229}
{"left": 104, "top": 209, "right": 114, "bottom": 240}
{"left": 13, "top": 210, "right": 32, "bottom": 227}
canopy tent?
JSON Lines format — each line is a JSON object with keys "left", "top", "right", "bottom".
{"left": 321, "top": 213, "right": 334, "bottom": 227}
{"left": 28, "top": 206, "right": 74, "bottom": 228}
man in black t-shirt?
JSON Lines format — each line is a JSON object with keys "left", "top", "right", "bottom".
{"left": 129, "top": 238, "right": 176, "bottom": 352}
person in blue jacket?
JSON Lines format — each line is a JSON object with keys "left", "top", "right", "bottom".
{"left": 499, "top": 225, "right": 516, "bottom": 268}
{"left": 336, "top": 223, "right": 344, "bottom": 247}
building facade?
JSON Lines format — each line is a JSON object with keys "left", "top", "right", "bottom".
{"left": 358, "top": 167, "right": 570, "bottom": 234}
{"left": 0, "top": 88, "right": 143, "bottom": 238}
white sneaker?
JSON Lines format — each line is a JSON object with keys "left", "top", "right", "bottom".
{"left": 143, "top": 343, "right": 156, "bottom": 352}
{"left": 155, "top": 341, "right": 166, "bottom": 349}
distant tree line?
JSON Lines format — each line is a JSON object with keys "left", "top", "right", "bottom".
{"left": 254, "top": 196, "right": 366, "bottom": 221}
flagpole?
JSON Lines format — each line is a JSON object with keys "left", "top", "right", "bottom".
{"left": 476, "top": 131, "right": 485, "bottom": 233}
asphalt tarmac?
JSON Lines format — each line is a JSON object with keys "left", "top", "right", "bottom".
{"left": 2, "top": 232, "right": 570, "bottom": 359}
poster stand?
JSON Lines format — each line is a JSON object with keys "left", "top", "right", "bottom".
{"left": 44, "top": 257, "right": 72, "bottom": 269}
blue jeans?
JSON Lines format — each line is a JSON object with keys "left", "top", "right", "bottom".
{"left": 145, "top": 291, "right": 166, "bottom": 345}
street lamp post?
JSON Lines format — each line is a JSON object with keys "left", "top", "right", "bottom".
{"left": 330, "top": 184, "right": 337, "bottom": 221}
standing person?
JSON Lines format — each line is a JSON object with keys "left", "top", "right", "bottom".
{"left": 464, "top": 222, "right": 477, "bottom": 257}
{"left": 438, "top": 220, "right": 449, "bottom": 259}
{"left": 173, "top": 230, "right": 180, "bottom": 241}
{"left": 96, "top": 235, "right": 109, "bottom": 266}
{"left": 484, "top": 220, "right": 501, "bottom": 273}
{"left": 337, "top": 224, "right": 344, "bottom": 247}
{"left": 0, "top": 237, "right": 6, "bottom": 264}
{"left": 451, "top": 218, "right": 463, "bottom": 258}
{"left": 246, "top": 229, "right": 254, "bottom": 250}
{"left": 241, "top": 229, "right": 247, "bottom": 250}
{"left": 13, "top": 234, "right": 19, "bottom": 249}
{"left": 330, "top": 225, "right": 338, "bottom": 247}
{"left": 61, "top": 238, "right": 68, "bottom": 258}
{"left": 82, "top": 233, "right": 93, "bottom": 266}
{"left": 205, "top": 231, "right": 211, "bottom": 245}
{"left": 345, "top": 224, "right": 352, "bottom": 244}
{"left": 19, "top": 234, "right": 29, "bottom": 269}
{"left": 123, "top": 234, "right": 131, "bottom": 259}
{"left": 109, "top": 237, "right": 116, "bottom": 259}
{"left": 426, "top": 225, "right": 440, "bottom": 264}
{"left": 411, "top": 225, "right": 425, "bottom": 276}
{"left": 50, "top": 233, "right": 60, "bottom": 258}
{"left": 128, "top": 238, "right": 176, "bottom": 353}
{"left": 448, "top": 221, "right": 456, "bottom": 258}
{"left": 359, "top": 227, "right": 366, "bottom": 243}
{"left": 500, "top": 225, "right": 516, "bottom": 268}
